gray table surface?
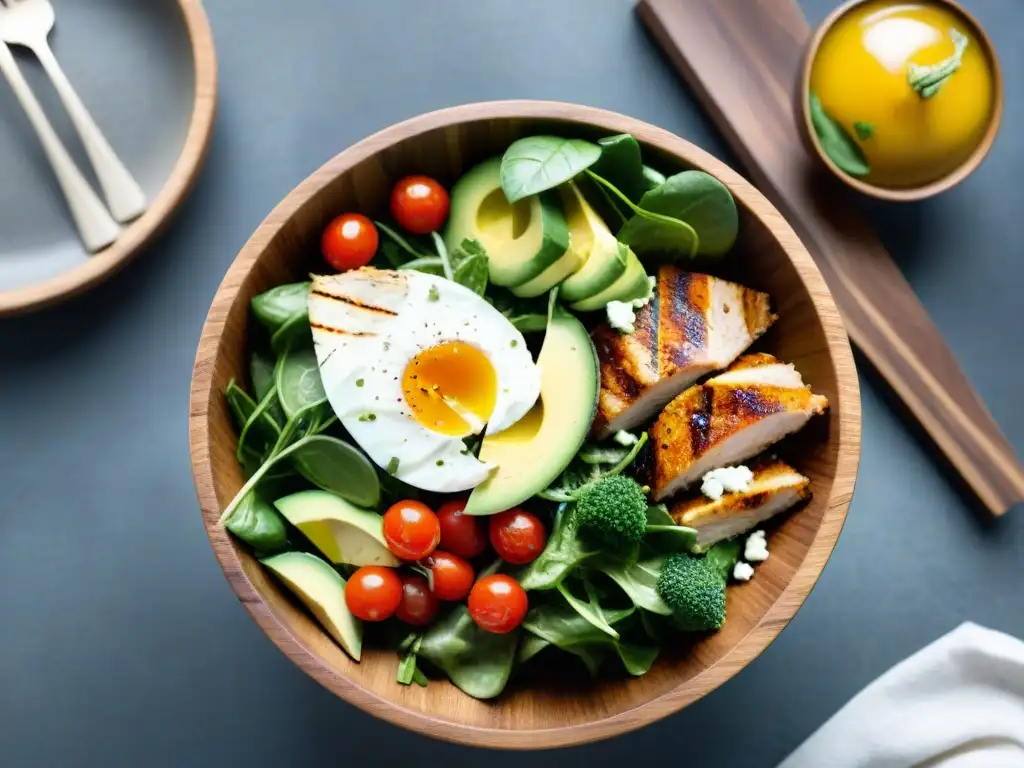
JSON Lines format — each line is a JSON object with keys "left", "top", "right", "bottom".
{"left": 2, "top": 1, "right": 1022, "bottom": 765}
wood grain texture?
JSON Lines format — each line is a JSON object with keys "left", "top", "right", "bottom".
{"left": 798, "top": 0, "right": 1003, "bottom": 202}
{"left": 0, "top": 0, "right": 218, "bottom": 316}
{"left": 188, "top": 101, "right": 860, "bottom": 748}
{"left": 637, "top": 0, "right": 1023, "bottom": 516}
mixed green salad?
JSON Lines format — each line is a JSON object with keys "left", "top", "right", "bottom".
{"left": 218, "top": 132, "right": 772, "bottom": 700}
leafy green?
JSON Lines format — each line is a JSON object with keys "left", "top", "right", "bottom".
{"left": 557, "top": 579, "right": 620, "bottom": 638}
{"left": 275, "top": 347, "right": 327, "bottom": 419}
{"left": 578, "top": 443, "right": 629, "bottom": 465}
{"left": 645, "top": 504, "right": 675, "bottom": 526}
{"left": 586, "top": 169, "right": 699, "bottom": 258}
{"left": 251, "top": 283, "right": 310, "bottom": 334}
{"left": 487, "top": 287, "right": 549, "bottom": 333}
{"left": 431, "top": 232, "right": 454, "bottom": 281}
{"left": 601, "top": 557, "right": 672, "bottom": 616}
{"left": 234, "top": 383, "right": 283, "bottom": 463}
{"left": 516, "top": 633, "right": 551, "bottom": 665}
{"left": 375, "top": 220, "right": 432, "bottom": 260}
{"left": 641, "top": 164, "right": 667, "bottom": 192}
{"left": 634, "top": 170, "right": 739, "bottom": 256}
{"left": 539, "top": 432, "right": 649, "bottom": 503}
{"left": 518, "top": 504, "right": 600, "bottom": 591}
{"left": 224, "top": 491, "right": 288, "bottom": 554}
{"left": 590, "top": 134, "right": 646, "bottom": 203}
{"left": 396, "top": 636, "right": 428, "bottom": 687}
{"left": 270, "top": 312, "right": 313, "bottom": 355}
{"left": 397, "top": 256, "right": 445, "bottom": 275}
{"left": 251, "top": 351, "right": 286, "bottom": 426}
{"left": 808, "top": 92, "right": 870, "bottom": 177}
{"left": 449, "top": 238, "right": 489, "bottom": 295}
{"left": 418, "top": 606, "right": 519, "bottom": 700}
{"left": 500, "top": 136, "right": 601, "bottom": 203}
{"left": 854, "top": 121, "right": 874, "bottom": 141}
{"left": 907, "top": 28, "right": 968, "bottom": 98}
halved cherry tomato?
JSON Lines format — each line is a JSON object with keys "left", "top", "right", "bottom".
{"left": 488, "top": 508, "right": 547, "bottom": 565}
{"left": 345, "top": 566, "right": 402, "bottom": 622}
{"left": 437, "top": 498, "right": 487, "bottom": 559}
{"left": 390, "top": 176, "right": 450, "bottom": 234}
{"left": 383, "top": 500, "right": 440, "bottom": 561}
{"left": 468, "top": 574, "right": 528, "bottom": 634}
{"left": 322, "top": 213, "right": 378, "bottom": 272}
{"left": 395, "top": 573, "right": 439, "bottom": 626}
{"left": 421, "top": 551, "right": 474, "bottom": 601}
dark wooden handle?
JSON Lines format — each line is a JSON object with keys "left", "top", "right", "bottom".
{"left": 637, "top": 0, "right": 1024, "bottom": 515}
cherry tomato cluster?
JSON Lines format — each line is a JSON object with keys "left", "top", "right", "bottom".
{"left": 320, "top": 176, "right": 450, "bottom": 273}
{"left": 344, "top": 498, "right": 547, "bottom": 635}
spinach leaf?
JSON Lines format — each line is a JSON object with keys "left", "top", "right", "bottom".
{"left": 449, "top": 238, "right": 489, "bottom": 295}
{"left": 418, "top": 605, "right": 519, "bottom": 700}
{"left": 250, "top": 351, "right": 286, "bottom": 426}
{"left": 224, "top": 491, "right": 288, "bottom": 554}
{"left": 645, "top": 504, "right": 675, "bottom": 526}
{"left": 500, "top": 136, "right": 601, "bottom": 203}
{"left": 539, "top": 432, "right": 649, "bottom": 503}
{"left": 636, "top": 170, "right": 739, "bottom": 256}
{"left": 270, "top": 312, "right": 313, "bottom": 355}
{"left": 586, "top": 169, "right": 699, "bottom": 258}
{"left": 590, "top": 134, "right": 646, "bottom": 203}
{"left": 219, "top": 434, "right": 380, "bottom": 525}
{"left": 557, "top": 579, "right": 620, "bottom": 638}
{"left": 235, "top": 383, "right": 284, "bottom": 463}
{"left": 522, "top": 599, "right": 656, "bottom": 677}
{"left": 518, "top": 504, "right": 600, "bottom": 591}
{"left": 397, "top": 256, "right": 445, "bottom": 276}
{"left": 644, "top": 524, "right": 698, "bottom": 555}
{"left": 487, "top": 287, "right": 549, "bottom": 334}
{"left": 600, "top": 557, "right": 672, "bottom": 615}
{"left": 275, "top": 347, "right": 327, "bottom": 419}
{"left": 578, "top": 443, "right": 629, "bottom": 465}
{"left": 516, "top": 633, "right": 551, "bottom": 665}
{"left": 252, "top": 283, "right": 310, "bottom": 333}
{"left": 431, "top": 232, "right": 454, "bottom": 281}
{"left": 375, "top": 220, "right": 433, "bottom": 260}
{"left": 225, "top": 379, "right": 259, "bottom": 434}
{"left": 641, "top": 164, "right": 667, "bottom": 192}
{"left": 808, "top": 91, "right": 870, "bottom": 177}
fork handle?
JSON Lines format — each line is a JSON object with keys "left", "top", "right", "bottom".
{"left": 0, "top": 43, "right": 119, "bottom": 252}
{"left": 33, "top": 40, "right": 147, "bottom": 223}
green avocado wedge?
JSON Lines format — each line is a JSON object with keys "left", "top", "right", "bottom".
{"left": 445, "top": 157, "right": 570, "bottom": 288}
{"left": 557, "top": 181, "right": 629, "bottom": 303}
{"left": 261, "top": 551, "right": 363, "bottom": 661}
{"left": 465, "top": 308, "right": 598, "bottom": 516}
{"left": 569, "top": 247, "right": 650, "bottom": 313}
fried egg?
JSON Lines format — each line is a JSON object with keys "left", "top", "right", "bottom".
{"left": 309, "top": 268, "right": 541, "bottom": 492}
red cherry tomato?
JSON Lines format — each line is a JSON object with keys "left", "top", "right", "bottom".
{"left": 345, "top": 566, "right": 402, "bottom": 622}
{"left": 321, "top": 213, "right": 378, "bottom": 272}
{"left": 437, "top": 498, "right": 487, "bottom": 559}
{"left": 390, "top": 176, "right": 450, "bottom": 234}
{"left": 395, "top": 574, "right": 439, "bottom": 626}
{"left": 383, "top": 500, "right": 441, "bottom": 561}
{"left": 488, "top": 508, "right": 547, "bottom": 565}
{"left": 468, "top": 574, "right": 528, "bottom": 634}
{"left": 421, "top": 551, "right": 475, "bottom": 601}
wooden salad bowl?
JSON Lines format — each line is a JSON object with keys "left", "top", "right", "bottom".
{"left": 188, "top": 101, "right": 861, "bottom": 749}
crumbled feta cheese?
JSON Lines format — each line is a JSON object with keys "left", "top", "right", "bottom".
{"left": 744, "top": 530, "right": 769, "bottom": 562}
{"left": 613, "top": 430, "right": 639, "bottom": 446}
{"left": 733, "top": 561, "right": 755, "bottom": 582}
{"left": 606, "top": 300, "right": 637, "bottom": 333}
{"left": 700, "top": 465, "right": 754, "bottom": 500}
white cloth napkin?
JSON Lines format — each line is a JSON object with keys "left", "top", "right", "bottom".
{"left": 779, "top": 622, "right": 1024, "bottom": 768}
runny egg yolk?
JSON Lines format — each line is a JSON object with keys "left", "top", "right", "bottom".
{"left": 402, "top": 341, "right": 497, "bottom": 436}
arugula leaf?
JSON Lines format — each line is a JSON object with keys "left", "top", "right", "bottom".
{"left": 449, "top": 238, "right": 489, "bottom": 295}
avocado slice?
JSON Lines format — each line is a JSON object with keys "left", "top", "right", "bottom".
{"left": 446, "top": 157, "right": 570, "bottom": 288}
{"left": 569, "top": 247, "right": 651, "bottom": 312}
{"left": 510, "top": 236, "right": 586, "bottom": 298}
{"left": 464, "top": 309, "right": 598, "bottom": 516}
{"left": 557, "top": 182, "right": 629, "bottom": 303}
{"left": 261, "top": 551, "right": 363, "bottom": 661}
{"left": 274, "top": 490, "right": 399, "bottom": 567}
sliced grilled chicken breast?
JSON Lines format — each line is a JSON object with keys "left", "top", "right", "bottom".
{"left": 591, "top": 266, "right": 775, "bottom": 438}
{"left": 671, "top": 459, "right": 811, "bottom": 549}
{"left": 651, "top": 354, "right": 828, "bottom": 500}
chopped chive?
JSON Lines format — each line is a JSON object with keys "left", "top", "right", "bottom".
{"left": 428, "top": 285, "right": 440, "bottom": 302}
{"left": 510, "top": 339, "right": 518, "bottom": 348}
{"left": 436, "top": 459, "right": 444, "bottom": 467}
{"left": 387, "top": 457, "right": 400, "bottom": 475}
{"left": 358, "top": 413, "right": 377, "bottom": 422}
{"left": 355, "top": 378, "right": 365, "bottom": 387}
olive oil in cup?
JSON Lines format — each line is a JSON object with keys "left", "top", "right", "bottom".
{"left": 801, "top": 0, "right": 1003, "bottom": 200}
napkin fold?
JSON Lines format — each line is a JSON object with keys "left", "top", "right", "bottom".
{"left": 779, "top": 622, "right": 1024, "bottom": 768}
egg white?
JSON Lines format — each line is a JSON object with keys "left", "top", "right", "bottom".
{"left": 309, "top": 268, "right": 541, "bottom": 493}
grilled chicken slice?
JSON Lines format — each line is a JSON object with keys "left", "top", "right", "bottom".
{"left": 651, "top": 353, "right": 828, "bottom": 500}
{"left": 591, "top": 266, "right": 775, "bottom": 438}
{"left": 671, "top": 459, "right": 811, "bottom": 549}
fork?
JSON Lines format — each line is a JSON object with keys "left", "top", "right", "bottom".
{"left": 0, "top": 40, "right": 119, "bottom": 251}
{"left": 0, "top": 0, "right": 146, "bottom": 223}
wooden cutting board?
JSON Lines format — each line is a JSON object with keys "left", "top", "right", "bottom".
{"left": 637, "top": 0, "right": 1023, "bottom": 516}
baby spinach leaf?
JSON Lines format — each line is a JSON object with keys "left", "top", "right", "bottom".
{"left": 518, "top": 504, "right": 601, "bottom": 591}
{"left": 487, "top": 287, "right": 549, "bottom": 334}
{"left": 225, "top": 379, "right": 259, "bottom": 434}
{"left": 641, "top": 164, "right": 667, "bottom": 192}
{"left": 224, "top": 491, "right": 288, "bottom": 554}
{"left": 516, "top": 633, "right": 551, "bottom": 665}
{"left": 500, "top": 136, "right": 601, "bottom": 203}
{"left": 375, "top": 220, "right": 432, "bottom": 260}
{"left": 418, "top": 606, "right": 519, "bottom": 700}
{"left": 808, "top": 91, "right": 870, "bottom": 177}
{"left": 541, "top": 432, "right": 650, "bottom": 503}
{"left": 600, "top": 557, "right": 672, "bottom": 616}
{"left": 590, "top": 134, "right": 646, "bottom": 203}
{"left": 397, "top": 256, "right": 445, "bottom": 276}
{"left": 644, "top": 524, "right": 698, "bottom": 555}
{"left": 586, "top": 169, "right": 699, "bottom": 258}
{"left": 270, "top": 312, "right": 313, "bottom": 355}
{"left": 275, "top": 347, "right": 327, "bottom": 419}
{"left": 637, "top": 170, "right": 739, "bottom": 256}
{"left": 250, "top": 351, "right": 286, "bottom": 426}
{"left": 645, "top": 504, "right": 675, "bottom": 526}
{"left": 557, "top": 579, "right": 619, "bottom": 638}
{"left": 235, "top": 383, "right": 284, "bottom": 463}
{"left": 252, "top": 283, "right": 310, "bottom": 334}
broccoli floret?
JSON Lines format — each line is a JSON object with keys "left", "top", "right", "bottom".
{"left": 657, "top": 541, "right": 741, "bottom": 631}
{"left": 575, "top": 475, "right": 648, "bottom": 547}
